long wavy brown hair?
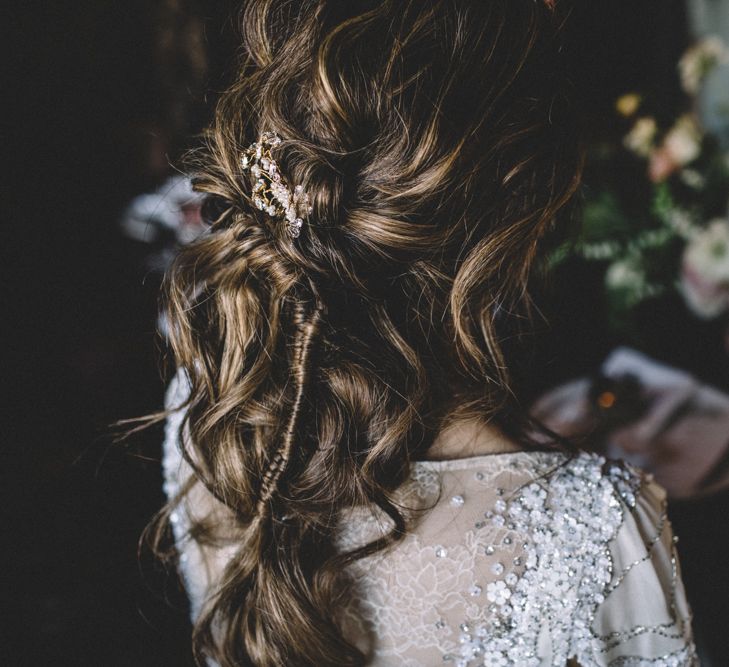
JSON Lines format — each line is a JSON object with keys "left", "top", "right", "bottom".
{"left": 155, "top": 0, "right": 583, "bottom": 664}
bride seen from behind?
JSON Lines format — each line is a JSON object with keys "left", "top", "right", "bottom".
{"left": 155, "top": 1, "right": 697, "bottom": 665}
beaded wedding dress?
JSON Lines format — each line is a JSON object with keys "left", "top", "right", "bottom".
{"left": 162, "top": 374, "right": 697, "bottom": 666}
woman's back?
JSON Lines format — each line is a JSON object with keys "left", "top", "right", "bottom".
{"left": 163, "top": 374, "right": 696, "bottom": 666}
{"left": 152, "top": 0, "right": 699, "bottom": 663}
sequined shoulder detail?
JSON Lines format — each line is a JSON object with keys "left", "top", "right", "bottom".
{"left": 338, "top": 451, "right": 697, "bottom": 666}
{"left": 160, "top": 378, "right": 696, "bottom": 667}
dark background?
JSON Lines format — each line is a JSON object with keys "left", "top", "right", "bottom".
{"left": 5, "top": 1, "right": 725, "bottom": 665}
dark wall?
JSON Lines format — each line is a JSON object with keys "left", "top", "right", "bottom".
{"left": 5, "top": 1, "right": 235, "bottom": 664}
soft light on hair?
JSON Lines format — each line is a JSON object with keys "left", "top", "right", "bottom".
{"left": 153, "top": 0, "right": 583, "bottom": 664}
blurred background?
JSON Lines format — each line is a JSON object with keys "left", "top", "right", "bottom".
{"left": 4, "top": 1, "right": 729, "bottom": 665}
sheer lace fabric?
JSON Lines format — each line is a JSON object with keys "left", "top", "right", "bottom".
{"left": 162, "top": 375, "right": 697, "bottom": 666}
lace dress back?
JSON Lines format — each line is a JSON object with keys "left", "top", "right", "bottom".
{"left": 162, "top": 375, "right": 697, "bottom": 666}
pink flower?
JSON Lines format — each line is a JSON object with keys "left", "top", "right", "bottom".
{"left": 648, "top": 115, "right": 702, "bottom": 183}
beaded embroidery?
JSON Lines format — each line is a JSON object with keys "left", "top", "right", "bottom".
{"left": 337, "top": 452, "right": 697, "bottom": 667}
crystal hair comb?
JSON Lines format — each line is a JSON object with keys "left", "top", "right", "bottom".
{"left": 240, "top": 132, "right": 312, "bottom": 238}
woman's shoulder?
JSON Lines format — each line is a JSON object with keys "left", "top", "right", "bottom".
{"left": 397, "top": 449, "right": 667, "bottom": 584}
{"left": 341, "top": 450, "right": 695, "bottom": 666}
{"left": 410, "top": 448, "right": 649, "bottom": 512}
{"left": 343, "top": 449, "right": 653, "bottom": 560}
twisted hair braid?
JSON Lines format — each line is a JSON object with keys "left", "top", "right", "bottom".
{"left": 254, "top": 298, "right": 324, "bottom": 520}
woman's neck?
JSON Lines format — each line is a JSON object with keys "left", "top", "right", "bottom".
{"left": 424, "top": 417, "right": 524, "bottom": 461}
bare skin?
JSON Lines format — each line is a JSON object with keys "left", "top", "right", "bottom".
{"left": 426, "top": 417, "right": 525, "bottom": 460}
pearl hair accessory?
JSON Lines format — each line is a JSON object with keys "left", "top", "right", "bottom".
{"left": 240, "top": 131, "right": 312, "bottom": 238}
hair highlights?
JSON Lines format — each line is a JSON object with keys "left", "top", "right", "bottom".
{"left": 157, "top": 1, "right": 583, "bottom": 664}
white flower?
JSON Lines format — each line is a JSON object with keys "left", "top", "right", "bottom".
{"left": 486, "top": 580, "right": 512, "bottom": 605}
{"left": 663, "top": 115, "right": 702, "bottom": 167}
{"left": 681, "top": 218, "right": 729, "bottom": 319}
{"left": 624, "top": 117, "right": 657, "bottom": 157}
{"left": 684, "top": 219, "right": 729, "bottom": 281}
{"left": 605, "top": 258, "right": 645, "bottom": 291}
{"left": 679, "top": 36, "right": 729, "bottom": 95}
{"left": 680, "top": 168, "right": 706, "bottom": 190}
{"left": 665, "top": 209, "right": 698, "bottom": 240}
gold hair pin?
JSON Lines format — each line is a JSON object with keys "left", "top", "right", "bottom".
{"left": 240, "top": 132, "right": 312, "bottom": 238}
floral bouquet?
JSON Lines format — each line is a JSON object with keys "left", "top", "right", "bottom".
{"left": 557, "top": 37, "right": 729, "bottom": 331}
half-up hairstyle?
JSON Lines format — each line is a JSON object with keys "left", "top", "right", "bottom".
{"left": 158, "top": 0, "right": 583, "bottom": 664}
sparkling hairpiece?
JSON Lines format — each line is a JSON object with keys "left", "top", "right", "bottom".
{"left": 240, "top": 131, "right": 312, "bottom": 238}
